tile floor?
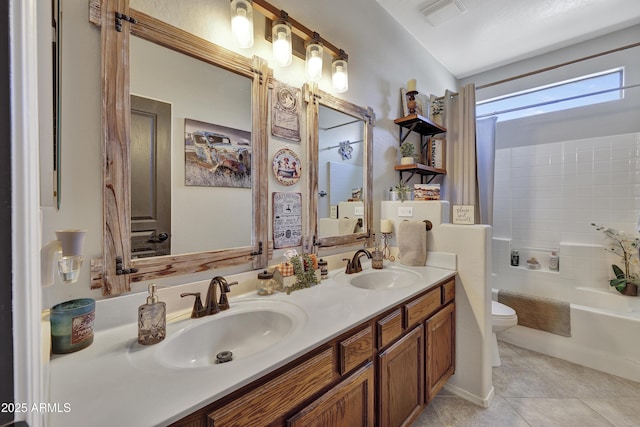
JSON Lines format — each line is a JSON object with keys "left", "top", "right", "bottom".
{"left": 413, "top": 341, "right": 640, "bottom": 427}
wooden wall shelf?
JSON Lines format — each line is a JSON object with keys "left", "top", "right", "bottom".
{"left": 394, "top": 114, "right": 447, "bottom": 184}
{"left": 394, "top": 114, "right": 446, "bottom": 143}
{"left": 394, "top": 163, "right": 446, "bottom": 184}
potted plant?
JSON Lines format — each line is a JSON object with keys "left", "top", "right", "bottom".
{"left": 592, "top": 223, "right": 640, "bottom": 296}
{"left": 394, "top": 180, "right": 412, "bottom": 202}
{"left": 399, "top": 141, "right": 415, "bottom": 165}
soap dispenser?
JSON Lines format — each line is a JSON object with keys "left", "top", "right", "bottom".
{"left": 138, "top": 284, "right": 166, "bottom": 345}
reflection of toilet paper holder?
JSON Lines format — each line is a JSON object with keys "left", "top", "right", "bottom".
{"left": 41, "top": 230, "right": 86, "bottom": 286}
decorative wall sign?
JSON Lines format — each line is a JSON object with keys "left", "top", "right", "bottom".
{"left": 452, "top": 205, "right": 475, "bottom": 224}
{"left": 272, "top": 148, "right": 301, "bottom": 186}
{"left": 273, "top": 192, "right": 302, "bottom": 249}
{"left": 338, "top": 141, "right": 353, "bottom": 160}
{"left": 184, "top": 118, "right": 251, "bottom": 188}
{"left": 271, "top": 80, "right": 302, "bottom": 142}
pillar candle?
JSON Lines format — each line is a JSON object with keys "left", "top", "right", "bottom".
{"left": 380, "top": 219, "right": 393, "bottom": 233}
{"left": 407, "top": 79, "right": 417, "bottom": 92}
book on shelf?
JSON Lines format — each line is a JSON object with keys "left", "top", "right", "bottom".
{"left": 429, "top": 137, "right": 444, "bottom": 169}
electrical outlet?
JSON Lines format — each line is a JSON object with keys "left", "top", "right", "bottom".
{"left": 398, "top": 206, "right": 413, "bottom": 217}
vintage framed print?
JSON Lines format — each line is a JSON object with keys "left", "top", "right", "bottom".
{"left": 272, "top": 192, "right": 302, "bottom": 249}
{"left": 272, "top": 148, "right": 301, "bottom": 186}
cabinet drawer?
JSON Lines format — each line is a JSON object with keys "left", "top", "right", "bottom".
{"left": 377, "top": 309, "right": 403, "bottom": 349}
{"left": 442, "top": 279, "right": 455, "bottom": 304}
{"left": 404, "top": 288, "right": 441, "bottom": 329}
{"left": 339, "top": 326, "right": 373, "bottom": 375}
{"left": 207, "top": 347, "right": 336, "bottom": 426}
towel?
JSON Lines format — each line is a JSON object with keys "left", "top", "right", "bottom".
{"left": 338, "top": 218, "right": 359, "bottom": 235}
{"left": 397, "top": 220, "right": 427, "bottom": 266}
{"left": 498, "top": 290, "right": 571, "bottom": 337}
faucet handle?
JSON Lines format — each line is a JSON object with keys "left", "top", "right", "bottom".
{"left": 343, "top": 258, "right": 354, "bottom": 274}
{"left": 180, "top": 292, "right": 206, "bottom": 318}
{"left": 218, "top": 281, "right": 238, "bottom": 311}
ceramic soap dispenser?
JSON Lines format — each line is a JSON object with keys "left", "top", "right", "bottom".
{"left": 138, "top": 284, "right": 166, "bottom": 345}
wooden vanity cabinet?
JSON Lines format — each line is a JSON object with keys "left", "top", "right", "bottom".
{"left": 377, "top": 277, "right": 456, "bottom": 427}
{"left": 286, "top": 362, "right": 375, "bottom": 427}
{"left": 377, "top": 324, "right": 424, "bottom": 427}
{"left": 426, "top": 302, "right": 455, "bottom": 403}
{"left": 169, "top": 277, "right": 455, "bottom": 427}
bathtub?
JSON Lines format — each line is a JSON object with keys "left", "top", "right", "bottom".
{"left": 492, "top": 280, "right": 640, "bottom": 382}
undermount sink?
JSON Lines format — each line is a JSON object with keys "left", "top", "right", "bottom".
{"left": 346, "top": 268, "right": 422, "bottom": 290}
{"left": 153, "top": 299, "right": 306, "bottom": 369}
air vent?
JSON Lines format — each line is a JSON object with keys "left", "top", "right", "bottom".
{"left": 419, "top": 0, "right": 467, "bottom": 26}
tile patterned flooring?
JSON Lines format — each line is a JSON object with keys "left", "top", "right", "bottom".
{"left": 413, "top": 341, "right": 640, "bottom": 427}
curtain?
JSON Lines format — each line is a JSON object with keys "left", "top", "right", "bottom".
{"left": 443, "top": 84, "right": 478, "bottom": 222}
{"left": 476, "top": 117, "right": 497, "bottom": 225}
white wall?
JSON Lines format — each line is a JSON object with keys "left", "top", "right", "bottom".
{"left": 41, "top": 0, "right": 457, "bottom": 307}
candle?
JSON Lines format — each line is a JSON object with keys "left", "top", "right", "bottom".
{"left": 407, "top": 79, "right": 417, "bottom": 92}
{"left": 380, "top": 219, "right": 393, "bottom": 233}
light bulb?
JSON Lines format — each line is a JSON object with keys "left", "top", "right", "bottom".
{"left": 230, "top": 0, "right": 254, "bottom": 48}
{"left": 273, "top": 31, "right": 292, "bottom": 66}
{"left": 305, "top": 44, "right": 323, "bottom": 82}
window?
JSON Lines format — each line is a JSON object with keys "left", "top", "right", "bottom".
{"left": 476, "top": 68, "right": 623, "bottom": 122}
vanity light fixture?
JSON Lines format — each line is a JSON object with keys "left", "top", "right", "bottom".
{"left": 305, "top": 33, "right": 323, "bottom": 82}
{"left": 230, "top": 0, "right": 254, "bottom": 48}
{"left": 247, "top": 0, "right": 350, "bottom": 92}
{"left": 272, "top": 12, "right": 292, "bottom": 67}
{"left": 332, "top": 50, "right": 349, "bottom": 93}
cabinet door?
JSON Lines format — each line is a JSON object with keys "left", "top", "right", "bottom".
{"left": 286, "top": 362, "right": 374, "bottom": 427}
{"left": 378, "top": 324, "right": 424, "bottom": 427}
{"left": 426, "top": 302, "right": 455, "bottom": 402}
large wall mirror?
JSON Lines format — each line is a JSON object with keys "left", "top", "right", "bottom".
{"left": 92, "top": 0, "right": 269, "bottom": 295}
{"left": 306, "top": 85, "right": 374, "bottom": 249}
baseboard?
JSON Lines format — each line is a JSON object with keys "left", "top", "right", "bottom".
{"left": 443, "top": 383, "right": 495, "bottom": 408}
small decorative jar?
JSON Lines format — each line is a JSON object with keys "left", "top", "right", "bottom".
{"left": 257, "top": 270, "right": 276, "bottom": 295}
{"left": 318, "top": 259, "right": 328, "bottom": 280}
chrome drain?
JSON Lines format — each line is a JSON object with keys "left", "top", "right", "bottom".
{"left": 215, "top": 350, "right": 233, "bottom": 364}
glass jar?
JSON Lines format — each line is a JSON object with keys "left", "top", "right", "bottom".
{"left": 257, "top": 270, "right": 276, "bottom": 295}
{"left": 318, "top": 259, "right": 328, "bottom": 280}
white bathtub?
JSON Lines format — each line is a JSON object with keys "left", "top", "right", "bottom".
{"left": 492, "top": 281, "right": 640, "bottom": 382}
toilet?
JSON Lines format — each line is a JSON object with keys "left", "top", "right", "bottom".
{"left": 491, "top": 300, "right": 518, "bottom": 367}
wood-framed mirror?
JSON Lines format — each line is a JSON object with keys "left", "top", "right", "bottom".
{"left": 91, "top": 0, "right": 270, "bottom": 295}
{"left": 306, "top": 84, "right": 375, "bottom": 249}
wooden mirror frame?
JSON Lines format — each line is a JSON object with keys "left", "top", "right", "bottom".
{"left": 90, "top": 0, "right": 270, "bottom": 295}
{"left": 305, "top": 83, "right": 375, "bottom": 250}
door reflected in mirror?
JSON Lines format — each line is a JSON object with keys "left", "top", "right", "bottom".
{"left": 317, "top": 105, "right": 366, "bottom": 238}
{"left": 130, "top": 36, "right": 253, "bottom": 258}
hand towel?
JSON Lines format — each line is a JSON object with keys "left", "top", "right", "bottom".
{"left": 338, "top": 218, "right": 359, "bottom": 235}
{"left": 397, "top": 220, "right": 427, "bottom": 266}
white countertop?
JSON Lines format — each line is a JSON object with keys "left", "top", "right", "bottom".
{"left": 47, "top": 261, "right": 455, "bottom": 427}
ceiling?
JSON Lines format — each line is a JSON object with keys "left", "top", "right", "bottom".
{"left": 375, "top": 0, "right": 640, "bottom": 78}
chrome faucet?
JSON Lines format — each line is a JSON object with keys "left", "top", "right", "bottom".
{"left": 180, "top": 276, "right": 237, "bottom": 318}
{"left": 343, "top": 249, "right": 372, "bottom": 274}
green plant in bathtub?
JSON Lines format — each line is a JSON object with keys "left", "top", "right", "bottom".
{"left": 591, "top": 223, "right": 640, "bottom": 295}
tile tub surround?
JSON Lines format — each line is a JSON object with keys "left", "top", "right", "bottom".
{"left": 46, "top": 260, "right": 456, "bottom": 427}
{"left": 492, "top": 238, "right": 640, "bottom": 382}
{"left": 413, "top": 341, "right": 640, "bottom": 427}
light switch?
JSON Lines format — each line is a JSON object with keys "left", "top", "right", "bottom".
{"left": 398, "top": 206, "right": 413, "bottom": 217}
{"left": 354, "top": 206, "right": 364, "bottom": 216}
